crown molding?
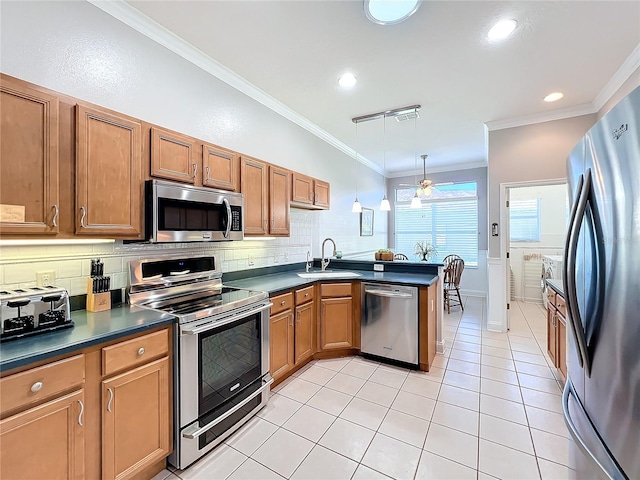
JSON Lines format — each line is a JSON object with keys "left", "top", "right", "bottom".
{"left": 485, "top": 103, "right": 596, "bottom": 132}
{"left": 593, "top": 43, "right": 640, "bottom": 112}
{"left": 86, "top": 0, "right": 385, "bottom": 176}
{"left": 387, "top": 160, "right": 488, "bottom": 178}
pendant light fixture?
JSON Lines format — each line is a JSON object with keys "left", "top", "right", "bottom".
{"left": 352, "top": 121, "right": 362, "bottom": 213}
{"left": 410, "top": 110, "right": 422, "bottom": 208}
{"left": 379, "top": 115, "right": 391, "bottom": 211}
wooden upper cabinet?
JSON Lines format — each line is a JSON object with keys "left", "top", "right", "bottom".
{"left": 0, "top": 390, "right": 85, "bottom": 480}
{"left": 241, "top": 156, "right": 269, "bottom": 235}
{"left": 269, "top": 166, "right": 290, "bottom": 236}
{"left": 0, "top": 77, "right": 59, "bottom": 235}
{"left": 203, "top": 143, "right": 239, "bottom": 191}
{"left": 75, "top": 105, "right": 142, "bottom": 238}
{"left": 150, "top": 127, "right": 196, "bottom": 184}
{"left": 291, "top": 173, "right": 314, "bottom": 205}
{"left": 102, "top": 357, "right": 170, "bottom": 480}
{"left": 314, "top": 180, "right": 330, "bottom": 209}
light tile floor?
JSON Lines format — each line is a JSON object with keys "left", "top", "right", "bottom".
{"left": 156, "top": 298, "right": 574, "bottom": 480}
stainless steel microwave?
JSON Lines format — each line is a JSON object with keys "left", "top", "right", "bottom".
{"left": 146, "top": 180, "right": 244, "bottom": 243}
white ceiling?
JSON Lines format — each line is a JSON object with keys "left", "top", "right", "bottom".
{"left": 124, "top": 0, "right": 640, "bottom": 176}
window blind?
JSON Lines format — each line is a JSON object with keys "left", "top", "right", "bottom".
{"left": 394, "top": 183, "right": 478, "bottom": 266}
{"left": 510, "top": 198, "right": 540, "bottom": 242}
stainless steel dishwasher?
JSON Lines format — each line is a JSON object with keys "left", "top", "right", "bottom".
{"left": 361, "top": 283, "right": 419, "bottom": 366}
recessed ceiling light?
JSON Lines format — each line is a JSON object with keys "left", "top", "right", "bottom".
{"left": 364, "top": 0, "right": 421, "bottom": 25}
{"left": 488, "top": 19, "right": 517, "bottom": 41}
{"left": 338, "top": 73, "right": 357, "bottom": 88}
{"left": 544, "top": 92, "right": 564, "bottom": 102}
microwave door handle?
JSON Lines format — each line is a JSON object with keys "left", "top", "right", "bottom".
{"left": 223, "top": 197, "right": 232, "bottom": 239}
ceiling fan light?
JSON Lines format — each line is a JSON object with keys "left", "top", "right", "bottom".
{"left": 380, "top": 195, "right": 391, "bottom": 211}
{"left": 352, "top": 197, "right": 362, "bottom": 213}
{"left": 423, "top": 187, "right": 432, "bottom": 196}
{"left": 410, "top": 193, "right": 422, "bottom": 209}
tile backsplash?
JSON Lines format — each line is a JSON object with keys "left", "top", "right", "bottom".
{"left": 0, "top": 210, "right": 313, "bottom": 296}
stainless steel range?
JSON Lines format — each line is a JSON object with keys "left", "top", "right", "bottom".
{"left": 128, "top": 255, "right": 272, "bottom": 469}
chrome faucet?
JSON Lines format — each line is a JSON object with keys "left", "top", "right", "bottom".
{"left": 321, "top": 238, "right": 337, "bottom": 271}
{"left": 306, "top": 251, "right": 312, "bottom": 272}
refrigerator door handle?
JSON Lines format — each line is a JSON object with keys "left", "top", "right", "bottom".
{"left": 563, "top": 169, "right": 592, "bottom": 373}
{"left": 563, "top": 380, "right": 627, "bottom": 480}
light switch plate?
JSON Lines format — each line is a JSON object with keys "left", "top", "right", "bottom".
{"left": 373, "top": 264, "right": 384, "bottom": 272}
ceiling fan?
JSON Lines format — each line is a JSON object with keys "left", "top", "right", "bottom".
{"left": 400, "top": 154, "right": 437, "bottom": 196}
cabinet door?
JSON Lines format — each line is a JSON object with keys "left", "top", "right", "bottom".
{"left": 270, "top": 309, "right": 294, "bottom": 381}
{"left": 0, "top": 77, "right": 59, "bottom": 235}
{"left": 546, "top": 307, "right": 557, "bottom": 366}
{"left": 202, "top": 143, "right": 238, "bottom": 191}
{"left": 313, "top": 180, "right": 330, "bottom": 209}
{"left": 320, "top": 297, "right": 353, "bottom": 350}
{"left": 241, "top": 156, "right": 268, "bottom": 235}
{"left": 558, "top": 315, "right": 567, "bottom": 381}
{"left": 295, "top": 302, "right": 314, "bottom": 365}
{"left": 102, "top": 357, "right": 170, "bottom": 480}
{"left": 0, "top": 390, "right": 84, "bottom": 480}
{"left": 150, "top": 127, "right": 196, "bottom": 184}
{"left": 76, "top": 105, "right": 142, "bottom": 237}
{"left": 269, "top": 166, "right": 290, "bottom": 236}
{"left": 291, "top": 173, "right": 313, "bottom": 205}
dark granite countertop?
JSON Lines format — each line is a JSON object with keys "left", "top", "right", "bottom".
{"left": 0, "top": 305, "right": 175, "bottom": 373}
{"left": 547, "top": 279, "right": 564, "bottom": 297}
{"left": 226, "top": 269, "right": 439, "bottom": 296}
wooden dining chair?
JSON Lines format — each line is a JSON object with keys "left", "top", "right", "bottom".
{"left": 443, "top": 255, "right": 465, "bottom": 313}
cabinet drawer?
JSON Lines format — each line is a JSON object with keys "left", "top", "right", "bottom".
{"left": 102, "top": 329, "right": 169, "bottom": 376}
{"left": 0, "top": 354, "right": 84, "bottom": 416}
{"left": 320, "top": 283, "right": 352, "bottom": 298}
{"left": 271, "top": 292, "right": 294, "bottom": 315}
{"left": 556, "top": 294, "right": 566, "bottom": 317}
{"left": 546, "top": 289, "right": 556, "bottom": 308}
{"left": 295, "top": 286, "right": 314, "bottom": 305}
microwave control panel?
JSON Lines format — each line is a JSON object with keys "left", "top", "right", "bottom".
{"left": 231, "top": 207, "right": 241, "bottom": 231}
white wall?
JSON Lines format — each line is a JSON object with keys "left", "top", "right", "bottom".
{"left": 0, "top": 0, "right": 386, "bottom": 294}
{"left": 509, "top": 183, "right": 568, "bottom": 302}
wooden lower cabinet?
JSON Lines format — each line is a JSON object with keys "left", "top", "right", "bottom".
{"left": 102, "top": 357, "right": 170, "bottom": 480}
{"left": 270, "top": 309, "right": 295, "bottom": 381}
{"left": 295, "top": 301, "right": 314, "bottom": 364}
{"left": 558, "top": 315, "right": 567, "bottom": 380}
{"left": 319, "top": 297, "right": 353, "bottom": 350}
{"left": 546, "top": 288, "right": 567, "bottom": 382}
{"left": 0, "top": 389, "right": 85, "bottom": 480}
{"left": 547, "top": 307, "right": 558, "bottom": 365}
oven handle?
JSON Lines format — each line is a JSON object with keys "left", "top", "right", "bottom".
{"left": 182, "top": 375, "right": 274, "bottom": 440}
{"left": 180, "top": 302, "right": 273, "bottom": 335}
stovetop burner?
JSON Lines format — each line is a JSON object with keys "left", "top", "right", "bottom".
{"left": 128, "top": 256, "right": 268, "bottom": 324}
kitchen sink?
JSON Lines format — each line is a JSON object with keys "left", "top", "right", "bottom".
{"left": 297, "top": 271, "right": 362, "bottom": 279}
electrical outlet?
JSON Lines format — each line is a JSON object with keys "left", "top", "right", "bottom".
{"left": 284, "top": 251, "right": 289, "bottom": 262}
{"left": 36, "top": 270, "right": 56, "bottom": 286}
{"left": 274, "top": 253, "right": 280, "bottom": 264}
{"left": 248, "top": 254, "right": 255, "bottom": 266}
{"left": 373, "top": 264, "right": 384, "bottom": 272}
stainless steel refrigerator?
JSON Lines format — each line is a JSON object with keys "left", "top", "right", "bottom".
{"left": 563, "top": 85, "right": 639, "bottom": 480}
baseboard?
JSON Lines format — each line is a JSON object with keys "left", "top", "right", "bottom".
{"left": 460, "top": 289, "right": 487, "bottom": 298}
{"left": 436, "top": 339, "right": 446, "bottom": 354}
{"left": 486, "top": 318, "right": 505, "bottom": 333}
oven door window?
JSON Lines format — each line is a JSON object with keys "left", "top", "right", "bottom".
{"left": 158, "top": 197, "right": 227, "bottom": 232}
{"left": 198, "top": 313, "right": 262, "bottom": 416}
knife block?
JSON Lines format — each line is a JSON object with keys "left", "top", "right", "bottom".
{"left": 86, "top": 278, "right": 111, "bottom": 312}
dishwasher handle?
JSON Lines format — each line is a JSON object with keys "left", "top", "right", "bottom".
{"left": 364, "top": 289, "right": 414, "bottom": 299}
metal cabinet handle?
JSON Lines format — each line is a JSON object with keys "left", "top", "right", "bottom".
{"left": 289, "top": 314, "right": 294, "bottom": 326}
{"left": 305, "top": 293, "right": 309, "bottom": 297}
{"left": 193, "top": 163, "right": 198, "bottom": 179}
{"left": 280, "top": 300, "right": 286, "bottom": 306}
{"left": 78, "top": 400, "right": 84, "bottom": 426}
{"left": 264, "top": 219, "right": 268, "bottom": 230}
{"left": 205, "top": 165, "right": 211, "bottom": 181}
{"left": 271, "top": 219, "right": 274, "bottom": 227}
{"left": 296, "top": 313, "right": 300, "bottom": 324}
{"left": 107, "top": 388, "right": 114, "bottom": 412}
{"left": 79, "top": 206, "right": 87, "bottom": 228}
{"left": 31, "top": 381, "right": 43, "bottom": 393}
{"left": 52, "top": 204, "right": 59, "bottom": 227}
{"left": 137, "top": 347, "right": 145, "bottom": 356}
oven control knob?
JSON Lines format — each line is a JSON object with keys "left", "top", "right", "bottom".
{"left": 137, "top": 347, "right": 145, "bottom": 356}
{"left": 31, "top": 381, "right": 43, "bottom": 393}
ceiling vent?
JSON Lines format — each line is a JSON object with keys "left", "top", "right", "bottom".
{"left": 395, "top": 111, "right": 420, "bottom": 122}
